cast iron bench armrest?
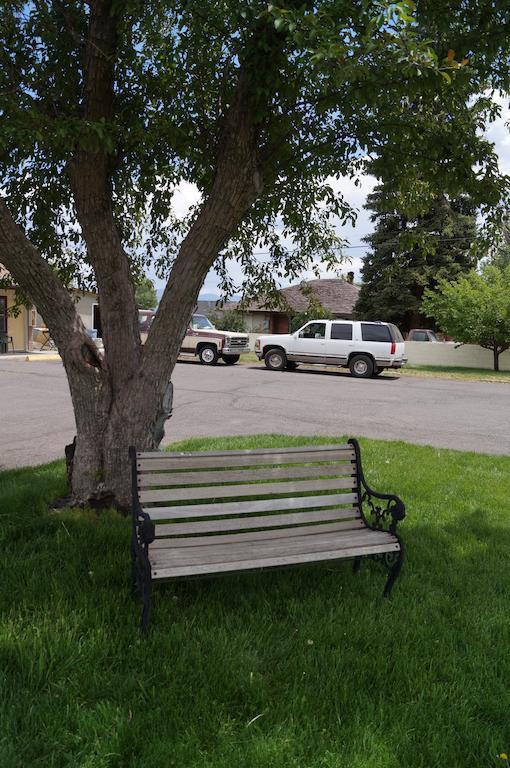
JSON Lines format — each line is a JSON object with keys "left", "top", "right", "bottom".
{"left": 348, "top": 438, "right": 405, "bottom": 535}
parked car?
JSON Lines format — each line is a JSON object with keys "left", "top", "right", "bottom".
{"left": 407, "top": 328, "right": 439, "bottom": 342}
{"left": 139, "top": 310, "right": 250, "bottom": 365}
{"left": 182, "top": 314, "right": 250, "bottom": 365}
{"left": 255, "top": 319, "right": 406, "bottom": 377}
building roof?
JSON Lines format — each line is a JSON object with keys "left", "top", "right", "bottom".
{"left": 227, "top": 278, "right": 359, "bottom": 316}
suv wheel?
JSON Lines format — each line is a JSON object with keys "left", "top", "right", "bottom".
{"left": 198, "top": 345, "right": 219, "bottom": 365}
{"left": 349, "top": 354, "right": 374, "bottom": 378}
{"left": 264, "top": 348, "right": 287, "bottom": 371}
{"left": 222, "top": 355, "right": 240, "bottom": 365}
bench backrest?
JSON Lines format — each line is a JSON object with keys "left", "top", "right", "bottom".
{"left": 133, "top": 443, "right": 363, "bottom": 543}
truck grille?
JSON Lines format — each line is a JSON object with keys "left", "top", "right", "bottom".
{"left": 228, "top": 336, "right": 249, "bottom": 348}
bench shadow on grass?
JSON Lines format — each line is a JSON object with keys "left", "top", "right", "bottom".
{"left": 2, "top": 469, "right": 509, "bottom": 766}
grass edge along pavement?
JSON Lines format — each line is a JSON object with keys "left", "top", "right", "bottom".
{"left": 1, "top": 434, "right": 509, "bottom": 768}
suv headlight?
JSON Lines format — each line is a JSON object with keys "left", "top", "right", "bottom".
{"left": 255, "top": 338, "right": 261, "bottom": 351}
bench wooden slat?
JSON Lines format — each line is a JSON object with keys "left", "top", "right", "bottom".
{"left": 150, "top": 528, "right": 395, "bottom": 568}
{"left": 151, "top": 520, "right": 365, "bottom": 549}
{"left": 136, "top": 449, "right": 355, "bottom": 472}
{"left": 144, "top": 493, "right": 359, "bottom": 520}
{"left": 138, "top": 463, "right": 355, "bottom": 488}
{"left": 151, "top": 541, "right": 400, "bottom": 579}
{"left": 140, "top": 476, "right": 356, "bottom": 504}
{"left": 153, "top": 507, "right": 360, "bottom": 537}
{"left": 137, "top": 443, "right": 351, "bottom": 459}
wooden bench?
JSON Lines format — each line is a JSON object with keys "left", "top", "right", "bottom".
{"left": 130, "top": 439, "right": 405, "bottom": 630}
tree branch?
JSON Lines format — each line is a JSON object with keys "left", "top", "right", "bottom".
{"left": 144, "top": 68, "right": 262, "bottom": 374}
{"left": 67, "top": 0, "right": 141, "bottom": 390}
{"left": 0, "top": 198, "right": 101, "bottom": 371}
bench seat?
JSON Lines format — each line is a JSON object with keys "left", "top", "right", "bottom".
{"left": 130, "top": 439, "right": 405, "bottom": 630}
{"left": 150, "top": 526, "right": 399, "bottom": 579}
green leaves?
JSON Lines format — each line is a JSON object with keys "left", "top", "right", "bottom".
{"left": 355, "top": 186, "right": 478, "bottom": 331}
{"left": 423, "top": 265, "right": 510, "bottom": 364}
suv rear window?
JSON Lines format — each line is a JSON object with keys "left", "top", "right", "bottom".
{"left": 389, "top": 324, "right": 404, "bottom": 343}
{"left": 331, "top": 323, "right": 352, "bottom": 340}
{"left": 361, "top": 323, "right": 392, "bottom": 343}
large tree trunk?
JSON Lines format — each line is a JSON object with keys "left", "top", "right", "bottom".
{"left": 66, "top": 374, "right": 174, "bottom": 509}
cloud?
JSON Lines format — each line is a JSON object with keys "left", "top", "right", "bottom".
{"left": 485, "top": 93, "right": 510, "bottom": 175}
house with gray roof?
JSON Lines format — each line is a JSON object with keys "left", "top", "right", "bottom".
{"left": 226, "top": 278, "right": 359, "bottom": 334}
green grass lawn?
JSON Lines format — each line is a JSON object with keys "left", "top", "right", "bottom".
{"left": 398, "top": 365, "right": 510, "bottom": 383}
{"left": 1, "top": 435, "right": 509, "bottom": 768}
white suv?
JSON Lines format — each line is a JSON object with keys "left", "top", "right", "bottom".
{"left": 255, "top": 320, "right": 406, "bottom": 377}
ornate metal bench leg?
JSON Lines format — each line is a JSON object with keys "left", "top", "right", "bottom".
{"left": 383, "top": 546, "right": 404, "bottom": 597}
{"left": 131, "top": 540, "right": 139, "bottom": 598}
{"left": 139, "top": 555, "right": 152, "bottom": 634}
{"left": 352, "top": 557, "right": 362, "bottom": 574}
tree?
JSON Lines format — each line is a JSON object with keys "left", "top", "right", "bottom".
{"left": 355, "top": 188, "right": 477, "bottom": 332}
{"left": 422, "top": 265, "right": 510, "bottom": 370}
{"left": 135, "top": 277, "right": 158, "bottom": 310}
{"left": 486, "top": 218, "right": 510, "bottom": 269}
{"left": 0, "top": 1, "right": 509, "bottom": 507}
{"left": 210, "top": 309, "right": 246, "bottom": 333}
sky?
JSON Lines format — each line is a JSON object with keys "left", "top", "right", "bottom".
{"left": 152, "top": 94, "right": 510, "bottom": 299}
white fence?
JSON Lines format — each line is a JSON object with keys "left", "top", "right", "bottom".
{"left": 405, "top": 341, "right": 510, "bottom": 371}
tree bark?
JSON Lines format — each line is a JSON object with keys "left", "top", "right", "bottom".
{"left": 493, "top": 347, "right": 500, "bottom": 371}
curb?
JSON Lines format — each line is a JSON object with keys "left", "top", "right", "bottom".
{"left": 24, "top": 354, "right": 61, "bottom": 362}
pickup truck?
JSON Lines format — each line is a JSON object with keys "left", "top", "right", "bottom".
{"left": 255, "top": 319, "right": 406, "bottom": 377}
{"left": 139, "top": 311, "right": 250, "bottom": 365}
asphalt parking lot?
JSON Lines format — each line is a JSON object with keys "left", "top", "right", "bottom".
{"left": 1, "top": 358, "right": 509, "bottom": 470}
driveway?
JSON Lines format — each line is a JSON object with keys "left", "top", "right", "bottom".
{"left": 1, "top": 358, "right": 509, "bottom": 470}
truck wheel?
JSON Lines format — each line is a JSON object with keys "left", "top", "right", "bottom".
{"left": 349, "top": 354, "right": 374, "bottom": 378}
{"left": 222, "top": 355, "right": 240, "bottom": 365}
{"left": 198, "top": 345, "right": 219, "bottom": 365}
{"left": 264, "top": 348, "right": 287, "bottom": 371}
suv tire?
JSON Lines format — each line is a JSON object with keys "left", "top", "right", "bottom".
{"left": 222, "top": 355, "right": 240, "bottom": 365}
{"left": 349, "top": 354, "right": 374, "bottom": 378}
{"left": 264, "top": 348, "right": 287, "bottom": 371}
{"left": 198, "top": 344, "right": 219, "bottom": 365}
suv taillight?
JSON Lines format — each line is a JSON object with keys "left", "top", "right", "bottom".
{"left": 391, "top": 341, "right": 396, "bottom": 355}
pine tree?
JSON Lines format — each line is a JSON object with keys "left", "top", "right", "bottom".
{"left": 355, "top": 187, "right": 477, "bottom": 333}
